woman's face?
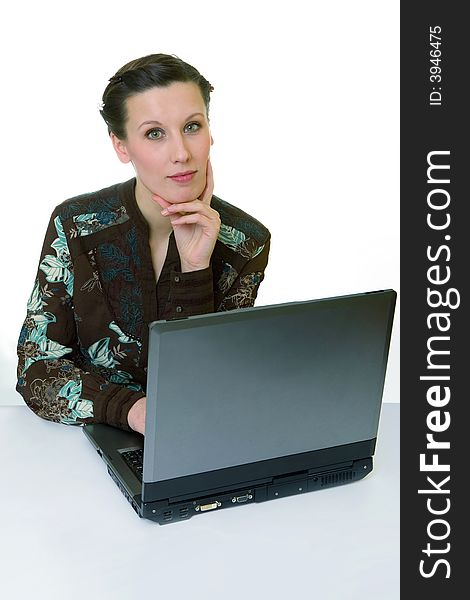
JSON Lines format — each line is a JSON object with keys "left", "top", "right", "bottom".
{"left": 112, "top": 81, "right": 212, "bottom": 205}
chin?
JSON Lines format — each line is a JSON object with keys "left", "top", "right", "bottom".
{"left": 165, "top": 182, "right": 206, "bottom": 204}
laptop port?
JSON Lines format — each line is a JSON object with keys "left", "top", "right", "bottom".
{"left": 231, "top": 493, "right": 253, "bottom": 503}
{"left": 197, "top": 501, "right": 221, "bottom": 512}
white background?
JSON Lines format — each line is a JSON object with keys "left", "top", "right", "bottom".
{"left": 1, "top": 0, "right": 399, "bottom": 405}
{"left": 0, "top": 404, "right": 399, "bottom": 600}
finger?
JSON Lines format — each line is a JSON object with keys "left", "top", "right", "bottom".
{"left": 163, "top": 200, "right": 218, "bottom": 216}
{"left": 169, "top": 211, "right": 216, "bottom": 227}
{"left": 170, "top": 213, "right": 214, "bottom": 227}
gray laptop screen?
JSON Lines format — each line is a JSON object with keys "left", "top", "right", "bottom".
{"left": 143, "top": 292, "right": 394, "bottom": 483}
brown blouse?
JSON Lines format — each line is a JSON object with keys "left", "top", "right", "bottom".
{"left": 16, "top": 178, "right": 270, "bottom": 430}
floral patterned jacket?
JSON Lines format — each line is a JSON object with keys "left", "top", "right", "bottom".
{"left": 17, "top": 178, "right": 270, "bottom": 431}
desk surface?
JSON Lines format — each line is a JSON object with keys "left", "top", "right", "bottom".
{"left": 1, "top": 403, "right": 399, "bottom": 600}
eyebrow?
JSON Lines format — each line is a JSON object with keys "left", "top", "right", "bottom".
{"left": 138, "top": 112, "right": 205, "bottom": 130}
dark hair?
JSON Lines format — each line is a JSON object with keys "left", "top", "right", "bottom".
{"left": 99, "top": 53, "right": 214, "bottom": 140}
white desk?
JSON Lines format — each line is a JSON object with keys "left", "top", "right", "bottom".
{"left": 1, "top": 403, "right": 399, "bottom": 600}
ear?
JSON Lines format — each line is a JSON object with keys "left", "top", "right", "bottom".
{"left": 110, "top": 132, "right": 132, "bottom": 164}
{"left": 210, "top": 134, "right": 214, "bottom": 146}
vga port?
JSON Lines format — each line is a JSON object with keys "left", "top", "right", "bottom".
{"left": 232, "top": 492, "right": 253, "bottom": 503}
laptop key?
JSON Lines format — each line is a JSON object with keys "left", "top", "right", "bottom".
{"left": 121, "top": 449, "right": 144, "bottom": 480}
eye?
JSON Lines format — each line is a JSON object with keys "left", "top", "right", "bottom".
{"left": 146, "top": 128, "right": 164, "bottom": 140}
{"left": 184, "top": 121, "right": 201, "bottom": 133}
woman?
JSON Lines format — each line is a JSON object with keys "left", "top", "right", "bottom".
{"left": 16, "top": 53, "right": 270, "bottom": 435}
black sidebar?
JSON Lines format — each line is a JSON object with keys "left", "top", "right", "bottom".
{"left": 401, "top": 2, "right": 466, "bottom": 596}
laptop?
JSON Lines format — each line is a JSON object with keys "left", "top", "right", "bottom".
{"left": 83, "top": 289, "right": 396, "bottom": 524}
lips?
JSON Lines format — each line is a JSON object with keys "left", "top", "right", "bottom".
{"left": 169, "top": 171, "right": 196, "bottom": 177}
{"left": 168, "top": 170, "right": 197, "bottom": 183}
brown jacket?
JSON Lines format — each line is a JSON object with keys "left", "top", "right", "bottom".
{"left": 17, "top": 178, "right": 270, "bottom": 430}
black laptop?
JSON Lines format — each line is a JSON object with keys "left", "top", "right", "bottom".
{"left": 83, "top": 289, "right": 396, "bottom": 524}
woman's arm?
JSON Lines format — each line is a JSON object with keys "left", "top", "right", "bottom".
{"left": 16, "top": 209, "right": 144, "bottom": 430}
{"left": 216, "top": 234, "right": 271, "bottom": 311}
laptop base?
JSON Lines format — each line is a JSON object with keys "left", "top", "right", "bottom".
{"left": 134, "top": 456, "right": 373, "bottom": 525}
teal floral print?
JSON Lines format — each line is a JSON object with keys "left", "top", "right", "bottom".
{"left": 57, "top": 380, "right": 94, "bottom": 423}
{"left": 99, "top": 243, "right": 135, "bottom": 283}
{"left": 18, "top": 218, "right": 75, "bottom": 376}
{"left": 95, "top": 229, "right": 144, "bottom": 337}
{"left": 18, "top": 275, "right": 95, "bottom": 424}
{"left": 218, "top": 224, "right": 266, "bottom": 260}
{"left": 21, "top": 359, "right": 95, "bottom": 424}
{"left": 59, "top": 196, "right": 124, "bottom": 221}
{"left": 85, "top": 323, "right": 143, "bottom": 392}
{"left": 19, "top": 279, "right": 72, "bottom": 375}
{"left": 218, "top": 263, "right": 239, "bottom": 294}
{"left": 218, "top": 224, "right": 246, "bottom": 250}
{"left": 17, "top": 180, "right": 270, "bottom": 430}
{"left": 87, "top": 337, "right": 116, "bottom": 368}
{"left": 218, "top": 272, "right": 263, "bottom": 310}
{"left": 39, "top": 216, "right": 74, "bottom": 297}
{"left": 72, "top": 208, "right": 128, "bottom": 237}
{"left": 109, "top": 321, "right": 142, "bottom": 347}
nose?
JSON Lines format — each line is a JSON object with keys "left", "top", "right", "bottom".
{"left": 170, "top": 132, "right": 191, "bottom": 163}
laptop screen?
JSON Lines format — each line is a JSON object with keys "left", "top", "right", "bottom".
{"left": 143, "top": 291, "right": 395, "bottom": 483}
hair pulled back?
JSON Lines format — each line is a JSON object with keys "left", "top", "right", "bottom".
{"left": 99, "top": 53, "right": 214, "bottom": 140}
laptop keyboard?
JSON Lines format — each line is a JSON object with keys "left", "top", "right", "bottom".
{"left": 121, "top": 449, "right": 143, "bottom": 480}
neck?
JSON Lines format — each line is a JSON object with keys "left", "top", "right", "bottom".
{"left": 134, "top": 178, "right": 173, "bottom": 238}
